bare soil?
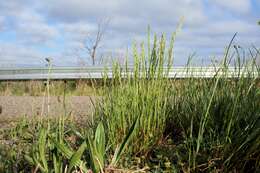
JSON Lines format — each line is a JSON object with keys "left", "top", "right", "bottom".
{"left": 0, "top": 96, "right": 96, "bottom": 121}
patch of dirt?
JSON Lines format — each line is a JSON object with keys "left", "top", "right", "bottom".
{"left": 0, "top": 96, "right": 97, "bottom": 122}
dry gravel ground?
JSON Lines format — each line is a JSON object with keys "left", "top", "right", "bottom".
{"left": 0, "top": 96, "right": 96, "bottom": 123}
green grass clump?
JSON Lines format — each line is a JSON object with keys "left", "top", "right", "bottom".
{"left": 167, "top": 71, "right": 260, "bottom": 172}
{"left": 96, "top": 33, "right": 175, "bottom": 156}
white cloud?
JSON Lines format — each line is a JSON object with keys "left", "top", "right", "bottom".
{"left": 41, "top": 0, "right": 207, "bottom": 27}
{"left": 0, "top": 0, "right": 259, "bottom": 66}
{"left": 41, "top": 0, "right": 120, "bottom": 22}
{"left": 211, "top": 0, "right": 251, "bottom": 14}
{"left": 16, "top": 19, "right": 58, "bottom": 45}
{"left": 0, "top": 43, "right": 43, "bottom": 66}
{"left": 0, "top": 42, "right": 78, "bottom": 67}
{"left": 17, "top": 13, "right": 59, "bottom": 45}
{"left": 58, "top": 22, "right": 97, "bottom": 41}
{"left": 0, "top": 1, "right": 59, "bottom": 45}
{"left": 0, "top": 16, "right": 5, "bottom": 31}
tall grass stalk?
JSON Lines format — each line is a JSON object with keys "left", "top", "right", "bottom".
{"left": 46, "top": 58, "right": 52, "bottom": 116}
{"left": 194, "top": 33, "right": 237, "bottom": 166}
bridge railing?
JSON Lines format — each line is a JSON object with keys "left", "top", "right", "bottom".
{"left": 0, "top": 66, "right": 259, "bottom": 80}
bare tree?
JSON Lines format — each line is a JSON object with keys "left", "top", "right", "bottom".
{"left": 83, "top": 20, "right": 109, "bottom": 66}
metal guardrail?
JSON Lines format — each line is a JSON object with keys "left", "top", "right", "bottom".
{"left": 0, "top": 66, "right": 259, "bottom": 80}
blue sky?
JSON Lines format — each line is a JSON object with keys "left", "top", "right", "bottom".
{"left": 0, "top": 0, "right": 259, "bottom": 67}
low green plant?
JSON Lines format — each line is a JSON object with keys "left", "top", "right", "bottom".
{"left": 87, "top": 122, "right": 106, "bottom": 173}
{"left": 3, "top": 114, "right": 138, "bottom": 173}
